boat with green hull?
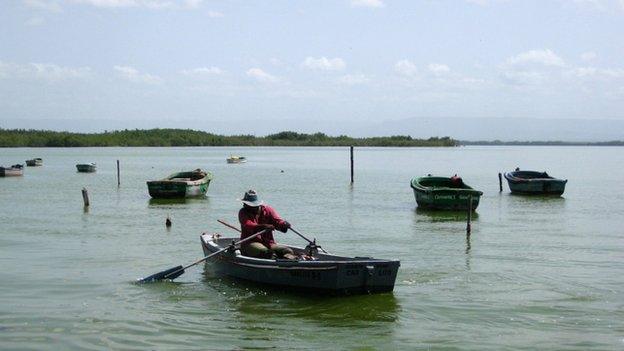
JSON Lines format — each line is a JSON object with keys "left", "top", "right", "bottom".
{"left": 76, "top": 163, "right": 96, "bottom": 172}
{"left": 147, "top": 169, "right": 212, "bottom": 198}
{"left": 504, "top": 170, "right": 567, "bottom": 195}
{"left": 25, "top": 158, "right": 43, "bottom": 166}
{"left": 410, "top": 176, "right": 483, "bottom": 211}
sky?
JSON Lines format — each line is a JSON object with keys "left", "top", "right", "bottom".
{"left": 1, "top": 0, "right": 623, "bottom": 139}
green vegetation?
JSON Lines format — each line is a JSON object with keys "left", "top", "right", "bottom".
{"left": 0, "top": 128, "right": 458, "bottom": 147}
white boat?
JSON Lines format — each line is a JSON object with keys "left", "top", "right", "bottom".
{"left": 0, "top": 164, "right": 24, "bottom": 177}
{"left": 226, "top": 155, "right": 247, "bottom": 164}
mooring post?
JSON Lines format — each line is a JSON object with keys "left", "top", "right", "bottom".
{"left": 350, "top": 146, "right": 354, "bottom": 183}
{"left": 82, "top": 187, "right": 90, "bottom": 207}
{"left": 117, "top": 160, "right": 120, "bottom": 187}
{"left": 466, "top": 195, "right": 472, "bottom": 236}
{"left": 498, "top": 172, "right": 503, "bottom": 192}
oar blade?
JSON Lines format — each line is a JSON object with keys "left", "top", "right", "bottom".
{"left": 137, "top": 265, "right": 185, "bottom": 283}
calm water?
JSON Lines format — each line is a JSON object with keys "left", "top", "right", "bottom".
{"left": 1, "top": 146, "right": 623, "bottom": 350}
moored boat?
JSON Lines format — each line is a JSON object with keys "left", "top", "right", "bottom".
{"left": 410, "top": 175, "right": 483, "bottom": 210}
{"left": 0, "top": 164, "right": 24, "bottom": 177}
{"left": 25, "top": 158, "right": 43, "bottom": 166}
{"left": 504, "top": 169, "right": 567, "bottom": 195}
{"left": 200, "top": 234, "right": 400, "bottom": 295}
{"left": 147, "top": 169, "right": 212, "bottom": 198}
{"left": 76, "top": 163, "right": 97, "bottom": 173}
{"left": 226, "top": 155, "right": 247, "bottom": 164}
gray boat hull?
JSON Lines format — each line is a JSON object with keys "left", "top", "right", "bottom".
{"left": 504, "top": 171, "right": 567, "bottom": 195}
{"left": 201, "top": 234, "right": 400, "bottom": 294}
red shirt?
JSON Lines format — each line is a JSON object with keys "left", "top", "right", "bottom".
{"left": 238, "top": 205, "right": 288, "bottom": 248}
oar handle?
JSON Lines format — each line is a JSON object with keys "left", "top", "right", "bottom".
{"left": 289, "top": 227, "right": 328, "bottom": 254}
{"left": 289, "top": 227, "right": 313, "bottom": 243}
{"left": 217, "top": 219, "right": 241, "bottom": 233}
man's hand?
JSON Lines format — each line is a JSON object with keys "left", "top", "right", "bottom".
{"left": 283, "top": 221, "right": 291, "bottom": 229}
{"left": 260, "top": 224, "right": 275, "bottom": 231}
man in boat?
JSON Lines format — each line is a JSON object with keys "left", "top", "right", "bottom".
{"left": 450, "top": 174, "right": 464, "bottom": 187}
{"left": 238, "top": 189, "right": 297, "bottom": 260}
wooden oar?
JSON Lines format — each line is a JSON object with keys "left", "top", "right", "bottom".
{"left": 289, "top": 227, "right": 328, "bottom": 254}
{"left": 137, "top": 229, "right": 267, "bottom": 283}
{"left": 217, "top": 219, "right": 327, "bottom": 254}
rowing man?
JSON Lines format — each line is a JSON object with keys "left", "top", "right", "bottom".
{"left": 238, "top": 190, "right": 297, "bottom": 260}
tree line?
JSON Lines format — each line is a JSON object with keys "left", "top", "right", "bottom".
{"left": 0, "top": 128, "right": 458, "bottom": 147}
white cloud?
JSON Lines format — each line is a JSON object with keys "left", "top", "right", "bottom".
{"left": 581, "top": 51, "right": 597, "bottom": 62}
{"left": 465, "top": 0, "right": 488, "bottom": 5}
{"left": 25, "top": 17, "right": 46, "bottom": 26}
{"left": 350, "top": 0, "right": 385, "bottom": 8}
{"left": 207, "top": 10, "right": 223, "bottom": 17}
{"left": 23, "top": 0, "right": 62, "bottom": 12}
{"left": 506, "top": 49, "right": 565, "bottom": 67}
{"left": 301, "top": 57, "right": 346, "bottom": 71}
{"left": 181, "top": 66, "right": 223, "bottom": 76}
{"left": 394, "top": 59, "right": 418, "bottom": 76}
{"left": 464, "top": 0, "right": 510, "bottom": 5}
{"left": 246, "top": 68, "right": 278, "bottom": 83}
{"left": 0, "top": 61, "right": 91, "bottom": 81}
{"left": 338, "top": 74, "right": 370, "bottom": 85}
{"left": 568, "top": 67, "right": 624, "bottom": 79}
{"left": 184, "top": 0, "right": 202, "bottom": 9}
{"left": 70, "top": 0, "right": 203, "bottom": 10}
{"left": 114, "top": 65, "right": 162, "bottom": 83}
{"left": 427, "top": 63, "right": 451, "bottom": 75}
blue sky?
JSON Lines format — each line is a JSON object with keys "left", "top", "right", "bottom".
{"left": 1, "top": 0, "right": 623, "bottom": 137}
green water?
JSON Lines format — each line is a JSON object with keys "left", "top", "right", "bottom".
{"left": 1, "top": 146, "right": 622, "bottom": 350}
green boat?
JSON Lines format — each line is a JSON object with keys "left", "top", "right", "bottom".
{"left": 147, "top": 169, "right": 212, "bottom": 198}
{"left": 76, "top": 163, "right": 96, "bottom": 173}
{"left": 410, "top": 176, "right": 483, "bottom": 211}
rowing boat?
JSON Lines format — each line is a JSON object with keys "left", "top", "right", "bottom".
{"left": 504, "top": 170, "right": 567, "bottom": 195}
{"left": 226, "top": 155, "right": 247, "bottom": 164}
{"left": 147, "top": 169, "right": 212, "bottom": 198}
{"left": 0, "top": 164, "right": 24, "bottom": 177}
{"left": 200, "top": 234, "right": 400, "bottom": 295}
{"left": 410, "top": 176, "right": 483, "bottom": 210}
{"left": 25, "top": 158, "right": 43, "bottom": 166}
{"left": 76, "top": 163, "right": 96, "bottom": 172}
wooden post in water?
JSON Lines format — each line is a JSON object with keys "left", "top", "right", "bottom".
{"left": 350, "top": 146, "right": 354, "bottom": 183}
{"left": 466, "top": 195, "right": 472, "bottom": 236}
{"left": 82, "top": 187, "right": 90, "bottom": 207}
{"left": 498, "top": 172, "right": 503, "bottom": 192}
{"left": 117, "top": 160, "right": 120, "bottom": 187}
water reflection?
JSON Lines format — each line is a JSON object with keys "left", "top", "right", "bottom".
{"left": 148, "top": 197, "right": 209, "bottom": 207}
{"left": 414, "top": 208, "right": 479, "bottom": 222}
{"left": 201, "top": 267, "right": 400, "bottom": 325}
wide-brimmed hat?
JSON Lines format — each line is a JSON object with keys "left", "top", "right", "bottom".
{"left": 240, "top": 189, "right": 264, "bottom": 207}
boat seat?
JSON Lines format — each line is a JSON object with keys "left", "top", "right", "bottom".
{"left": 171, "top": 177, "right": 191, "bottom": 181}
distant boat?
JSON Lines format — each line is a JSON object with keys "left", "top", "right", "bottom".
{"left": 147, "top": 169, "right": 213, "bottom": 198}
{"left": 201, "top": 234, "right": 400, "bottom": 294}
{"left": 410, "top": 175, "right": 483, "bottom": 211}
{"left": 226, "top": 155, "right": 247, "bottom": 164}
{"left": 25, "top": 158, "right": 43, "bottom": 166}
{"left": 504, "top": 170, "right": 567, "bottom": 195}
{"left": 76, "top": 163, "right": 97, "bottom": 173}
{"left": 0, "top": 164, "right": 24, "bottom": 177}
